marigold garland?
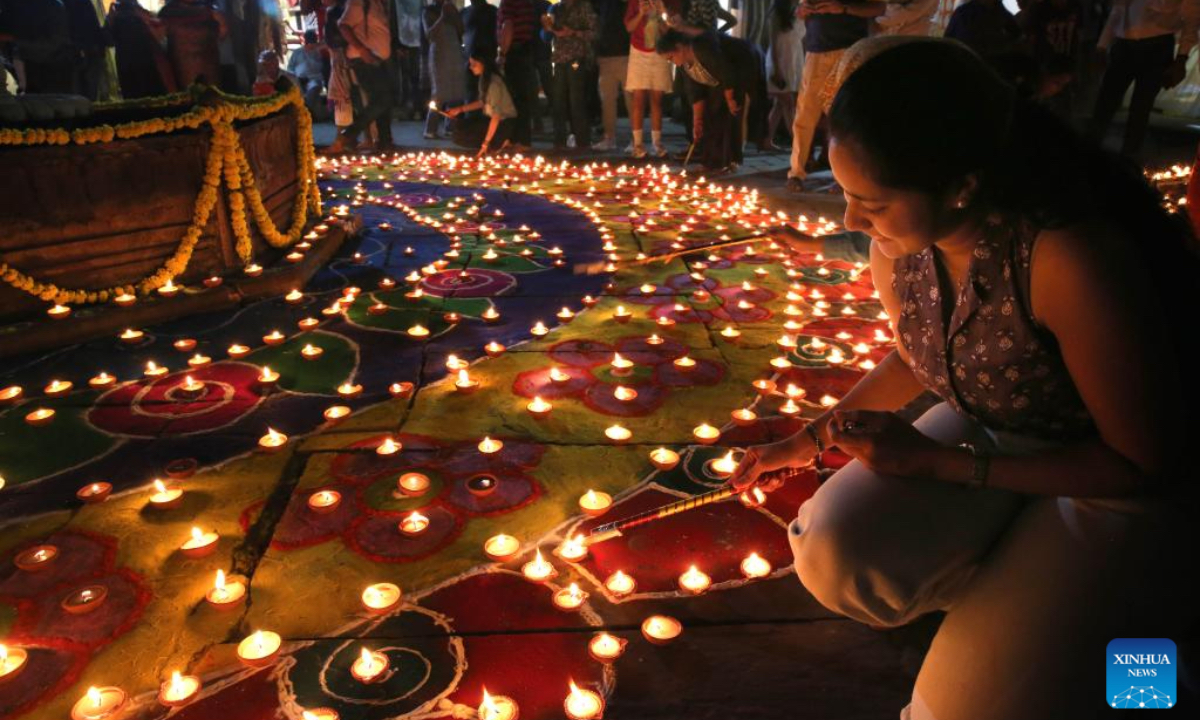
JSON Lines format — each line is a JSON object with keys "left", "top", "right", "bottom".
{"left": 0, "top": 85, "right": 322, "bottom": 305}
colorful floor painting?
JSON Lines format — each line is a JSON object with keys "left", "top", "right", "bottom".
{"left": 0, "top": 153, "right": 907, "bottom": 720}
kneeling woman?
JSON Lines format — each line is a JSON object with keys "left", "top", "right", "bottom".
{"left": 446, "top": 52, "right": 517, "bottom": 157}
{"left": 733, "top": 38, "right": 1197, "bottom": 720}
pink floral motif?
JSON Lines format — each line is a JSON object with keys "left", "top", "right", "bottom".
{"left": 622, "top": 274, "right": 778, "bottom": 324}
{"left": 240, "top": 434, "right": 544, "bottom": 561}
{"left": 512, "top": 335, "right": 725, "bottom": 417}
{"left": 421, "top": 268, "right": 516, "bottom": 298}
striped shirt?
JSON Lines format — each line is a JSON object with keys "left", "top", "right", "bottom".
{"left": 499, "top": 0, "right": 538, "bottom": 46}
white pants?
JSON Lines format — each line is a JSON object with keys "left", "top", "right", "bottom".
{"left": 790, "top": 403, "right": 1195, "bottom": 720}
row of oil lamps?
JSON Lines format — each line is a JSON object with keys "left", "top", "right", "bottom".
{"left": 2, "top": 153, "right": 875, "bottom": 714}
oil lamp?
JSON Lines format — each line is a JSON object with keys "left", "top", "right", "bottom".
{"left": 362, "top": 583, "right": 402, "bottom": 614}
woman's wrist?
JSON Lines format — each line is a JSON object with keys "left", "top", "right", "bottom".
{"left": 929, "top": 445, "right": 973, "bottom": 485}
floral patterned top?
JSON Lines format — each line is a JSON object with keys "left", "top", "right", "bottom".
{"left": 892, "top": 217, "right": 1096, "bottom": 441}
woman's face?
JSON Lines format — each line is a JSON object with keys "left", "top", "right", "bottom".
{"left": 469, "top": 58, "right": 483, "bottom": 76}
{"left": 828, "top": 136, "right": 956, "bottom": 259}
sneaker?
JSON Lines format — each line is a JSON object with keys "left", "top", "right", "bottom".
{"left": 592, "top": 137, "right": 616, "bottom": 151}
{"left": 567, "top": 134, "right": 577, "bottom": 149}
{"left": 629, "top": 144, "right": 648, "bottom": 159}
{"left": 651, "top": 143, "right": 668, "bottom": 158}
{"left": 422, "top": 132, "right": 439, "bottom": 140}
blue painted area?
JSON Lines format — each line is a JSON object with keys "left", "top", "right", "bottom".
{"left": 0, "top": 182, "right": 608, "bottom": 518}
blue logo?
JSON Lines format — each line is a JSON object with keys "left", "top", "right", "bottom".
{"left": 1108, "top": 638, "right": 1176, "bottom": 709}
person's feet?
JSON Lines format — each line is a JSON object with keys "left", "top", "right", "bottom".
{"left": 320, "top": 134, "right": 357, "bottom": 155}
{"left": 422, "top": 131, "right": 439, "bottom": 140}
{"left": 629, "top": 144, "right": 648, "bottom": 159}
{"left": 785, "top": 176, "right": 806, "bottom": 193}
{"left": 651, "top": 143, "right": 668, "bottom": 158}
{"left": 592, "top": 137, "right": 616, "bottom": 151}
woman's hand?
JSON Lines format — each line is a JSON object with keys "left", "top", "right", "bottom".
{"left": 445, "top": 106, "right": 461, "bottom": 117}
{"left": 827, "top": 409, "right": 943, "bottom": 478}
{"left": 476, "top": 143, "right": 490, "bottom": 157}
{"left": 729, "top": 431, "right": 817, "bottom": 491}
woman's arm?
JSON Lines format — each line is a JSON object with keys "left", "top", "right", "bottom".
{"left": 624, "top": 0, "right": 645, "bottom": 33}
{"left": 730, "top": 240, "right": 928, "bottom": 487}
{"left": 926, "top": 227, "right": 1183, "bottom": 497}
{"left": 804, "top": 240, "right": 930, "bottom": 439}
{"left": 449, "top": 99, "right": 485, "bottom": 114}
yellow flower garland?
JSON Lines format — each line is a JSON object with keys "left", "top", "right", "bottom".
{"left": 0, "top": 86, "right": 322, "bottom": 305}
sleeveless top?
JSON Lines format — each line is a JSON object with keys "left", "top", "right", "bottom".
{"left": 892, "top": 217, "right": 1096, "bottom": 441}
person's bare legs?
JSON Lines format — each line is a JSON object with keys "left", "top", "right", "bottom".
{"left": 630, "top": 89, "right": 647, "bottom": 156}
{"left": 649, "top": 90, "right": 665, "bottom": 157}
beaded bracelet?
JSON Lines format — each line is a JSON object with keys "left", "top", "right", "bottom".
{"left": 804, "top": 422, "right": 824, "bottom": 472}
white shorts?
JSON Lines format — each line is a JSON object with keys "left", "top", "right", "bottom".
{"left": 625, "top": 46, "right": 673, "bottom": 93}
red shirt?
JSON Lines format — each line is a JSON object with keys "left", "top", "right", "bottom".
{"left": 625, "top": 0, "right": 682, "bottom": 52}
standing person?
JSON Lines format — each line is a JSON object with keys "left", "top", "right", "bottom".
{"left": 1021, "top": 0, "right": 1082, "bottom": 109}
{"left": 326, "top": 0, "right": 394, "bottom": 153}
{"left": 158, "top": 0, "right": 227, "bottom": 88}
{"left": 497, "top": 0, "right": 540, "bottom": 150}
{"left": 734, "top": 37, "right": 1196, "bottom": 720}
{"left": 873, "top": 0, "right": 938, "bottom": 36}
{"left": 1088, "top": 0, "right": 1200, "bottom": 157}
{"left": 767, "top": 0, "right": 804, "bottom": 151}
{"left": 624, "top": 0, "right": 681, "bottom": 158}
{"left": 106, "top": 0, "right": 176, "bottom": 98}
{"left": 544, "top": 0, "right": 597, "bottom": 150}
{"left": 532, "top": 0, "right": 554, "bottom": 136}
{"left": 463, "top": 0, "right": 498, "bottom": 62}
{"left": 64, "top": 0, "right": 110, "bottom": 100}
{"left": 786, "top": 0, "right": 882, "bottom": 192}
{"left": 446, "top": 49, "right": 517, "bottom": 155}
{"left": 0, "top": 0, "right": 77, "bottom": 94}
{"left": 657, "top": 28, "right": 762, "bottom": 172}
{"left": 323, "top": 0, "right": 357, "bottom": 138}
{"left": 593, "top": 0, "right": 632, "bottom": 151}
{"left": 423, "top": 0, "right": 465, "bottom": 138}
{"left": 396, "top": 0, "right": 423, "bottom": 119}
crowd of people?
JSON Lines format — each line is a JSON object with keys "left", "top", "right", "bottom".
{"left": 1, "top": 0, "right": 1198, "bottom": 171}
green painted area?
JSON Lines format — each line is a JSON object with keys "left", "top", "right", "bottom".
{"left": 592, "top": 363, "right": 655, "bottom": 385}
{"left": 246, "top": 330, "right": 357, "bottom": 394}
{"left": 361, "top": 469, "right": 448, "bottom": 512}
{"left": 0, "top": 389, "right": 116, "bottom": 486}
{"left": 345, "top": 301, "right": 449, "bottom": 335}
{"left": 461, "top": 252, "right": 549, "bottom": 274}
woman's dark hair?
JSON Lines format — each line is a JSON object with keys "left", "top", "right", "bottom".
{"left": 470, "top": 49, "right": 502, "bottom": 92}
{"left": 830, "top": 40, "right": 1198, "bottom": 381}
{"left": 772, "top": 0, "right": 796, "bottom": 32}
{"left": 655, "top": 29, "right": 693, "bottom": 55}
{"left": 828, "top": 41, "right": 1194, "bottom": 248}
